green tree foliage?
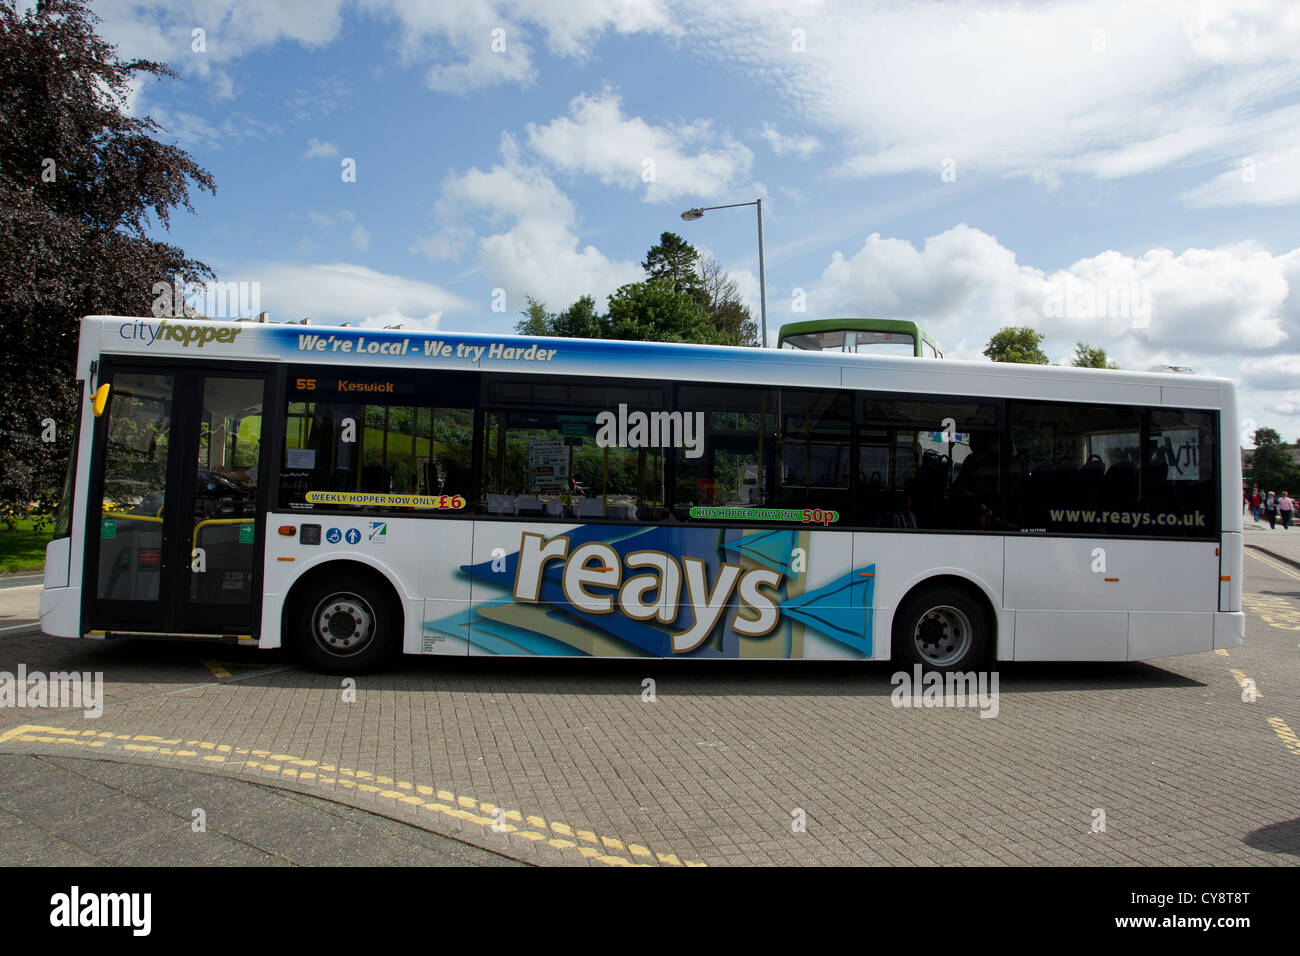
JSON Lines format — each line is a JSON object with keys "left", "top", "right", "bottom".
{"left": 983, "top": 327, "right": 1050, "bottom": 364}
{"left": 0, "top": 0, "right": 215, "bottom": 513}
{"left": 606, "top": 280, "right": 731, "bottom": 344}
{"left": 1250, "top": 427, "right": 1300, "bottom": 493}
{"left": 551, "top": 295, "right": 603, "bottom": 339}
{"left": 1071, "top": 342, "right": 1119, "bottom": 369}
{"left": 514, "top": 237, "right": 755, "bottom": 346}
{"left": 641, "top": 232, "right": 705, "bottom": 298}
{"left": 1254, "top": 427, "right": 1282, "bottom": 447}
{"left": 515, "top": 296, "right": 551, "bottom": 337}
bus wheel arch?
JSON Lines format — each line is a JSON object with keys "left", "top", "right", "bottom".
{"left": 283, "top": 560, "right": 404, "bottom": 674}
{"left": 889, "top": 574, "right": 996, "bottom": 672}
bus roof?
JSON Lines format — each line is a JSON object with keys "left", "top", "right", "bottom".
{"left": 81, "top": 315, "right": 1230, "bottom": 410}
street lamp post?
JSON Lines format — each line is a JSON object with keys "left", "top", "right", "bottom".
{"left": 680, "top": 199, "right": 768, "bottom": 347}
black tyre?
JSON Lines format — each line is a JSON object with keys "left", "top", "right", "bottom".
{"left": 891, "top": 583, "right": 991, "bottom": 672}
{"left": 290, "top": 571, "right": 401, "bottom": 674}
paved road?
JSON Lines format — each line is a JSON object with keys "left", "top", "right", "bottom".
{"left": 1, "top": 554, "right": 1296, "bottom": 866}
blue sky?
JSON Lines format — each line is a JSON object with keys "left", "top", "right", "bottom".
{"left": 84, "top": 0, "right": 1300, "bottom": 443}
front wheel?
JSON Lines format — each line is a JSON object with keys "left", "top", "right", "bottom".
{"left": 891, "top": 584, "right": 991, "bottom": 672}
{"left": 291, "top": 574, "right": 401, "bottom": 674}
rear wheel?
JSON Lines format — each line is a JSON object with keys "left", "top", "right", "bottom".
{"left": 291, "top": 572, "right": 400, "bottom": 674}
{"left": 891, "top": 583, "right": 991, "bottom": 672}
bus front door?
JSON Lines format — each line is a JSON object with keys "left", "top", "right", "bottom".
{"left": 83, "top": 363, "right": 274, "bottom": 640}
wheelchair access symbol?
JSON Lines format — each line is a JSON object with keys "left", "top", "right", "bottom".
{"left": 344, "top": 528, "right": 361, "bottom": 545}
{"left": 325, "top": 527, "right": 342, "bottom": 544}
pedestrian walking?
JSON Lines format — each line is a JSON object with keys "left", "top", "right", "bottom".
{"left": 1265, "top": 491, "right": 1278, "bottom": 528}
{"left": 1251, "top": 487, "right": 1262, "bottom": 522}
{"left": 1280, "top": 491, "right": 1294, "bottom": 530}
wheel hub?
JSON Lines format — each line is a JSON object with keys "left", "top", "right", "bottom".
{"left": 913, "top": 605, "right": 972, "bottom": 667}
{"left": 313, "top": 593, "right": 375, "bottom": 656}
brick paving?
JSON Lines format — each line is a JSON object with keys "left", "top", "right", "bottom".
{"left": 1, "top": 558, "right": 1298, "bottom": 866}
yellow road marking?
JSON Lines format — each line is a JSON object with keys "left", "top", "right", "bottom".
{"left": 199, "top": 659, "right": 231, "bottom": 679}
{"left": 1241, "top": 592, "right": 1300, "bottom": 631}
{"left": 1266, "top": 717, "right": 1300, "bottom": 755}
{"left": 1245, "top": 548, "right": 1300, "bottom": 581}
{"left": 200, "top": 659, "right": 279, "bottom": 679}
{"left": 0, "top": 724, "right": 701, "bottom": 867}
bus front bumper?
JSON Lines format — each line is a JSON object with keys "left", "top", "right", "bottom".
{"left": 38, "top": 586, "right": 81, "bottom": 638}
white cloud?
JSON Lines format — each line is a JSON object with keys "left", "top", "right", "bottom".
{"left": 93, "top": 0, "right": 1300, "bottom": 204}
{"left": 303, "top": 138, "right": 339, "bottom": 159}
{"left": 362, "top": 0, "right": 679, "bottom": 92}
{"left": 799, "top": 224, "right": 1300, "bottom": 438}
{"left": 808, "top": 225, "right": 1300, "bottom": 364}
{"left": 417, "top": 133, "right": 643, "bottom": 310}
{"left": 526, "top": 90, "right": 754, "bottom": 202}
{"left": 1180, "top": 142, "right": 1300, "bottom": 209}
{"left": 351, "top": 224, "right": 371, "bottom": 251}
{"left": 100, "top": 0, "right": 680, "bottom": 95}
{"left": 409, "top": 226, "right": 475, "bottom": 262}
{"left": 759, "top": 121, "right": 820, "bottom": 158}
{"left": 1240, "top": 355, "right": 1300, "bottom": 392}
{"left": 141, "top": 108, "right": 279, "bottom": 149}
{"left": 253, "top": 262, "right": 472, "bottom": 327}
{"left": 95, "top": 0, "right": 345, "bottom": 94}
{"left": 675, "top": 1, "right": 1300, "bottom": 200}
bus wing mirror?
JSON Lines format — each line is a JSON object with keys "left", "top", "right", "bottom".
{"left": 93, "top": 383, "right": 111, "bottom": 417}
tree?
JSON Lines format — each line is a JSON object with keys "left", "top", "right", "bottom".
{"left": 606, "top": 281, "right": 729, "bottom": 344}
{"left": 0, "top": 0, "right": 215, "bottom": 513}
{"left": 984, "top": 327, "right": 1049, "bottom": 364}
{"left": 698, "top": 254, "right": 758, "bottom": 347}
{"left": 551, "top": 295, "right": 602, "bottom": 339}
{"left": 514, "top": 236, "right": 757, "bottom": 347}
{"left": 1249, "top": 427, "right": 1300, "bottom": 493}
{"left": 514, "top": 294, "right": 603, "bottom": 339}
{"left": 641, "top": 232, "right": 704, "bottom": 298}
{"left": 1071, "top": 342, "right": 1119, "bottom": 369}
{"left": 515, "top": 296, "right": 551, "bottom": 336}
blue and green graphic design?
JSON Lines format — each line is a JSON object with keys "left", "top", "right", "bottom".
{"left": 423, "top": 525, "right": 875, "bottom": 659}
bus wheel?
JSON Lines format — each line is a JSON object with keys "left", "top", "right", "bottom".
{"left": 892, "top": 584, "right": 990, "bottom": 672}
{"left": 292, "top": 573, "right": 400, "bottom": 674}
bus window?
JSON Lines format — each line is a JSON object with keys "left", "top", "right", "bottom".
{"left": 1146, "top": 408, "right": 1217, "bottom": 533}
{"left": 772, "top": 389, "right": 851, "bottom": 516}
{"left": 673, "top": 384, "right": 777, "bottom": 518}
{"left": 1009, "top": 402, "right": 1143, "bottom": 535}
{"left": 97, "top": 373, "right": 174, "bottom": 601}
{"left": 479, "top": 377, "right": 668, "bottom": 521}
{"left": 279, "top": 380, "right": 473, "bottom": 512}
{"left": 855, "top": 394, "right": 1000, "bottom": 530}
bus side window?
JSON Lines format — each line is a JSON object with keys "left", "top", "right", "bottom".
{"left": 278, "top": 398, "right": 472, "bottom": 512}
{"left": 477, "top": 377, "right": 668, "bottom": 521}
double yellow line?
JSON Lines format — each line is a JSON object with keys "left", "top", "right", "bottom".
{"left": 0, "top": 724, "right": 704, "bottom": 867}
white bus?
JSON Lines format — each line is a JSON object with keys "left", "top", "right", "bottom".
{"left": 39, "top": 315, "right": 1244, "bottom": 673}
